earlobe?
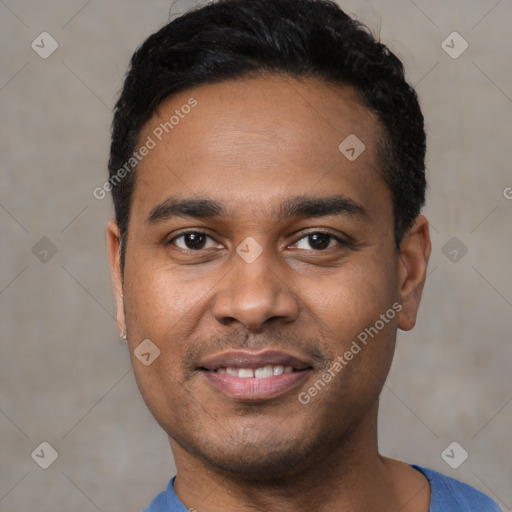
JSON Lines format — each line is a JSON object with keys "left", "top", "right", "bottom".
{"left": 106, "top": 220, "right": 126, "bottom": 335}
{"left": 397, "top": 215, "right": 431, "bottom": 331}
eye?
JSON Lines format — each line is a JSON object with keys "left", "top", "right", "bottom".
{"left": 293, "top": 232, "right": 345, "bottom": 251}
{"left": 169, "top": 231, "right": 220, "bottom": 251}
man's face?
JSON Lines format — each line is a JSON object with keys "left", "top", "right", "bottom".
{"left": 108, "top": 75, "right": 428, "bottom": 475}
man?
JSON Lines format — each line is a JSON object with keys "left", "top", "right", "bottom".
{"left": 106, "top": 0, "right": 502, "bottom": 510}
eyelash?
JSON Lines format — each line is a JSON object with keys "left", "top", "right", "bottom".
{"left": 167, "top": 230, "right": 349, "bottom": 252}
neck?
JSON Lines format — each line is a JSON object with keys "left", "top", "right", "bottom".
{"left": 170, "top": 402, "right": 418, "bottom": 512}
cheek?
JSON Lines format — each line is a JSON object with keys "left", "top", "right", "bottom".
{"left": 124, "top": 269, "right": 194, "bottom": 428}
{"left": 129, "top": 353, "right": 192, "bottom": 437}
{"left": 303, "top": 253, "right": 398, "bottom": 393}
{"left": 121, "top": 264, "right": 191, "bottom": 389}
{"left": 310, "top": 256, "right": 397, "bottom": 329}
{"left": 124, "top": 258, "right": 205, "bottom": 334}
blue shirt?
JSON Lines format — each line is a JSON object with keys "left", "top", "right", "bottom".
{"left": 143, "top": 465, "right": 502, "bottom": 511}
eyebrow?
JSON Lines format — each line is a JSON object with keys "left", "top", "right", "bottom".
{"left": 280, "top": 194, "right": 368, "bottom": 220}
{"left": 147, "top": 197, "right": 223, "bottom": 223}
{"left": 146, "top": 194, "right": 368, "bottom": 224}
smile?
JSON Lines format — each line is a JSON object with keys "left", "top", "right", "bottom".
{"left": 215, "top": 365, "right": 295, "bottom": 378}
{"left": 199, "top": 350, "right": 313, "bottom": 400}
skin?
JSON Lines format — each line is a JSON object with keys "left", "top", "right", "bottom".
{"left": 107, "top": 74, "right": 432, "bottom": 512}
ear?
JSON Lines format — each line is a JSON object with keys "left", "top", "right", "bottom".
{"left": 107, "top": 220, "right": 126, "bottom": 336}
{"left": 397, "top": 215, "right": 431, "bottom": 331}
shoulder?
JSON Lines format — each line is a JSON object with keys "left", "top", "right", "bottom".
{"left": 142, "top": 477, "right": 188, "bottom": 512}
{"left": 412, "top": 465, "right": 502, "bottom": 512}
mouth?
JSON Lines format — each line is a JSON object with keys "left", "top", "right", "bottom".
{"left": 213, "top": 365, "right": 298, "bottom": 378}
{"left": 198, "top": 350, "right": 313, "bottom": 401}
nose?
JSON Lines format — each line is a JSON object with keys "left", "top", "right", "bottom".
{"left": 212, "top": 245, "right": 299, "bottom": 332}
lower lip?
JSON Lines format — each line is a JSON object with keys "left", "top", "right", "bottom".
{"left": 200, "top": 369, "right": 311, "bottom": 401}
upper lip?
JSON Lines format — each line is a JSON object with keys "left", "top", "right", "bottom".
{"left": 199, "top": 350, "right": 313, "bottom": 371}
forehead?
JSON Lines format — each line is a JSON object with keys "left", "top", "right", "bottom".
{"left": 132, "top": 75, "right": 389, "bottom": 221}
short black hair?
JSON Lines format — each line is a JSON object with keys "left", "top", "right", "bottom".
{"left": 109, "top": 0, "right": 426, "bottom": 269}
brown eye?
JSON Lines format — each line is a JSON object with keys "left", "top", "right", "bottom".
{"left": 294, "top": 232, "right": 341, "bottom": 251}
{"left": 308, "top": 233, "right": 330, "bottom": 250}
{"left": 171, "top": 232, "right": 214, "bottom": 250}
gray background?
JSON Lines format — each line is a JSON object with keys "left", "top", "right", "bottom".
{"left": 0, "top": 0, "right": 511, "bottom": 510}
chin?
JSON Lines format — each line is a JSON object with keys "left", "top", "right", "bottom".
{"left": 177, "top": 427, "right": 321, "bottom": 479}
{"left": 207, "top": 445, "right": 312, "bottom": 478}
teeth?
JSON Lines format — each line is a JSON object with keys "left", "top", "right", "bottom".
{"left": 216, "top": 365, "right": 296, "bottom": 378}
{"left": 254, "top": 365, "right": 273, "bottom": 378}
{"left": 272, "top": 365, "right": 284, "bottom": 376}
